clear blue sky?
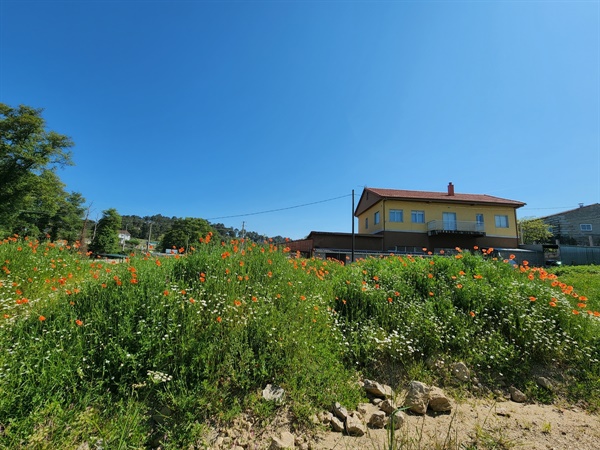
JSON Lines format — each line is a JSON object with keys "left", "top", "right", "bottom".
{"left": 1, "top": 0, "right": 598, "bottom": 239}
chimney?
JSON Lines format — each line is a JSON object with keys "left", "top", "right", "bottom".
{"left": 447, "top": 182, "right": 455, "bottom": 196}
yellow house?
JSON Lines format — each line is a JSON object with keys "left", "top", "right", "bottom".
{"left": 355, "top": 183, "right": 525, "bottom": 252}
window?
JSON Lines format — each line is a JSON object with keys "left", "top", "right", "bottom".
{"left": 389, "top": 209, "right": 403, "bottom": 222}
{"left": 580, "top": 224, "right": 592, "bottom": 232}
{"left": 411, "top": 210, "right": 425, "bottom": 223}
{"left": 495, "top": 215, "right": 509, "bottom": 228}
{"left": 374, "top": 211, "right": 380, "bottom": 225}
{"left": 476, "top": 214, "right": 484, "bottom": 231}
{"left": 365, "top": 217, "right": 369, "bottom": 229}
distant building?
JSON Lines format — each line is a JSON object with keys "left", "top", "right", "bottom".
{"left": 285, "top": 183, "right": 526, "bottom": 259}
{"left": 117, "top": 230, "right": 131, "bottom": 245}
{"left": 355, "top": 183, "right": 525, "bottom": 252}
{"left": 540, "top": 203, "right": 600, "bottom": 246}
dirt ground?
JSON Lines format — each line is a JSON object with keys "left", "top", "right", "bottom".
{"left": 310, "top": 399, "right": 600, "bottom": 450}
{"left": 216, "top": 398, "right": 600, "bottom": 450}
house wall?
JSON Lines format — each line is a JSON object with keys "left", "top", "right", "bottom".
{"left": 357, "top": 200, "right": 519, "bottom": 239}
{"left": 542, "top": 204, "right": 600, "bottom": 246}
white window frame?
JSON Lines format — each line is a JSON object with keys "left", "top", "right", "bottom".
{"left": 495, "top": 215, "right": 509, "bottom": 228}
{"left": 411, "top": 210, "right": 425, "bottom": 223}
{"left": 374, "top": 211, "right": 380, "bottom": 225}
{"left": 389, "top": 209, "right": 403, "bottom": 222}
{"left": 580, "top": 224, "right": 592, "bottom": 232}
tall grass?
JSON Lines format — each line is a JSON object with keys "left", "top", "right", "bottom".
{"left": 1, "top": 236, "right": 598, "bottom": 448}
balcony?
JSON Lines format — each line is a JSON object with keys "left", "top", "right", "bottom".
{"left": 427, "top": 220, "right": 486, "bottom": 237}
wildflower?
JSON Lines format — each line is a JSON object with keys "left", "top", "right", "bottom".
{"left": 101, "top": 283, "right": 107, "bottom": 288}
{"left": 459, "top": 271, "right": 466, "bottom": 276}
{"left": 234, "top": 300, "right": 242, "bottom": 307}
{"left": 155, "top": 259, "right": 161, "bottom": 266}
{"left": 579, "top": 296, "right": 588, "bottom": 301}
{"left": 3, "top": 314, "right": 9, "bottom": 318}
{"left": 572, "top": 310, "right": 580, "bottom": 315}
{"left": 163, "top": 290, "right": 169, "bottom": 296}
{"left": 429, "top": 292, "right": 434, "bottom": 297}
{"left": 577, "top": 303, "right": 586, "bottom": 308}
{"left": 300, "top": 295, "right": 306, "bottom": 301}
{"left": 469, "top": 311, "right": 475, "bottom": 317}
{"left": 529, "top": 296, "right": 537, "bottom": 302}
{"left": 387, "top": 297, "right": 393, "bottom": 303}
{"left": 373, "top": 275, "right": 379, "bottom": 281}
{"left": 39, "top": 315, "right": 46, "bottom": 321}
{"left": 75, "top": 319, "right": 83, "bottom": 326}
{"left": 189, "top": 297, "right": 196, "bottom": 304}
{"left": 473, "top": 246, "right": 479, "bottom": 250}
{"left": 457, "top": 284, "right": 463, "bottom": 289}
{"left": 428, "top": 273, "right": 433, "bottom": 279}
{"left": 473, "top": 274, "right": 483, "bottom": 280}
{"left": 216, "top": 316, "right": 222, "bottom": 323}
{"left": 549, "top": 301, "right": 557, "bottom": 307}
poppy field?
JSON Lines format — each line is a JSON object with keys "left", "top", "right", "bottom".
{"left": 0, "top": 235, "right": 599, "bottom": 448}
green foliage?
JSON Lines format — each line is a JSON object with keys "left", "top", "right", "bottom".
{"left": 159, "top": 217, "right": 214, "bottom": 252}
{"left": 0, "top": 240, "right": 599, "bottom": 448}
{"left": 0, "top": 103, "right": 80, "bottom": 237}
{"left": 518, "top": 217, "right": 553, "bottom": 244}
{"left": 89, "top": 208, "right": 121, "bottom": 254}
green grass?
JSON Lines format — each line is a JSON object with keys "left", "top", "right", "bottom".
{"left": 1, "top": 237, "right": 599, "bottom": 448}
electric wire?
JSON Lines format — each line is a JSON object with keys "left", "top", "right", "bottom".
{"left": 206, "top": 194, "right": 352, "bottom": 221}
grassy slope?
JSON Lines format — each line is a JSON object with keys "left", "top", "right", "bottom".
{"left": 0, "top": 238, "right": 598, "bottom": 448}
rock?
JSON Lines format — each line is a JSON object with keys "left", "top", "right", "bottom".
{"left": 371, "top": 397, "right": 383, "bottom": 406}
{"left": 450, "top": 362, "right": 470, "bottom": 382}
{"left": 363, "top": 379, "right": 394, "bottom": 399}
{"left": 317, "top": 411, "right": 333, "bottom": 424}
{"left": 357, "top": 403, "right": 370, "bottom": 416}
{"left": 263, "top": 384, "right": 285, "bottom": 403}
{"left": 426, "top": 356, "right": 445, "bottom": 370}
{"left": 271, "top": 431, "right": 295, "bottom": 449}
{"left": 345, "top": 414, "right": 366, "bottom": 436}
{"left": 388, "top": 410, "right": 406, "bottom": 430}
{"left": 330, "top": 416, "right": 344, "bottom": 432}
{"left": 509, "top": 386, "right": 527, "bottom": 403}
{"left": 428, "top": 386, "right": 452, "bottom": 412}
{"left": 536, "top": 377, "right": 554, "bottom": 391}
{"left": 379, "top": 399, "right": 396, "bottom": 415}
{"left": 368, "top": 411, "right": 387, "bottom": 429}
{"left": 405, "top": 381, "right": 430, "bottom": 414}
{"left": 331, "top": 402, "right": 349, "bottom": 421}
{"left": 76, "top": 443, "right": 90, "bottom": 450}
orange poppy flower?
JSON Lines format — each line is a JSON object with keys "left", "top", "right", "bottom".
{"left": 39, "top": 315, "right": 46, "bottom": 321}
{"left": 75, "top": 319, "right": 83, "bottom": 326}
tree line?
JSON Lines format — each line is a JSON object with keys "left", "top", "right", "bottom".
{"left": 0, "top": 103, "right": 286, "bottom": 254}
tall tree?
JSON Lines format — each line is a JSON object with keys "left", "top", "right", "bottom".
{"left": 160, "top": 217, "right": 214, "bottom": 252}
{"left": 90, "top": 208, "right": 122, "bottom": 254}
{"left": 0, "top": 103, "right": 74, "bottom": 234}
{"left": 518, "top": 218, "right": 553, "bottom": 245}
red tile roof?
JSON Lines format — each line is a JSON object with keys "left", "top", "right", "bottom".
{"left": 355, "top": 187, "right": 525, "bottom": 216}
{"left": 367, "top": 187, "right": 525, "bottom": 206}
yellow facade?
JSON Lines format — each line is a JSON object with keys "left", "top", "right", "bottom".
{"left": 357, "top": 200, "right": 518, "bottom": 238}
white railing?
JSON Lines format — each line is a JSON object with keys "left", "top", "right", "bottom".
{"left": 427, "top": 220, "right": 485, "bottom": 233}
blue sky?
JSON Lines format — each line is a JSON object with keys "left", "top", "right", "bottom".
{"left": 1, "top": 0, "right": 598, "bottom": 239}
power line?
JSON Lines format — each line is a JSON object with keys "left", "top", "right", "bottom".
{"left": 207, "top": 194, "right": 352, "bottom": 221}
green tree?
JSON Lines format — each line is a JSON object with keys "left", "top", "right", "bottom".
{"left": 0, "top": 103, "right": 74, "bottom": 233}
{"left": 90, "top": 208, "right": 122, "bottom": 254}
{"left": 518, "top": 218, "right": 553, "bottom": 244}
{"left": 160, "top": 217, "right": 214, "bottom": 252}
{"left": 48, "top": 192, "right": 86, "bottom": 243}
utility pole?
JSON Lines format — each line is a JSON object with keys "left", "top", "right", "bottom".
{"left": 147, "top": 222, "right": 153, "bottom": 252}
{"left": 351, "top": 189, "right": 355, "bottom": 263}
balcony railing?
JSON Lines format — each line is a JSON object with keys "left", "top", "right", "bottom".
{"left": 427, "top": 220, "right": 486, "bottom": 236}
